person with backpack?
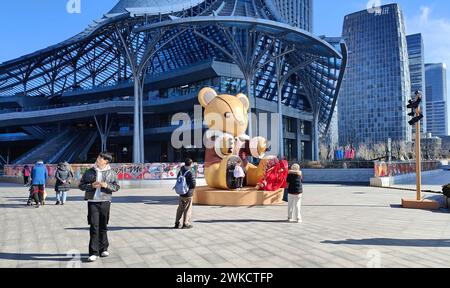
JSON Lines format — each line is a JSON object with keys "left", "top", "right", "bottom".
{"left": 174, "top": 158, "right": 196, "bottom": 229}
{"left": 286, "top": 163, "right": 303, "bottom": 223}
{"left": 55, "top": 162, "right": 74, "bottom": 205}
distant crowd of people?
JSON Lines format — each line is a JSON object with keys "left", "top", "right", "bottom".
{"left": 334, "top": 145, "right": 356, "bottom": 160}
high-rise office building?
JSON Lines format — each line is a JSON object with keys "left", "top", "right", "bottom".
{"left": 425, "top": 63, "right": 448, "bottom": 136}
{"left": 266, "top": 0, "right": 313, "bottom": 32}
{"left": 406, "top": 33, "right": 427, "bottom": 134}
{"left": 339, "top": 4, "right": 412, "bottom": 146}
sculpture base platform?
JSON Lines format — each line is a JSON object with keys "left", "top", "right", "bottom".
{"left": 401, "top": 198, "right": 440, "bottom": 210}
{"left": 193, "top": 186, "right": 285, "bottom": 206}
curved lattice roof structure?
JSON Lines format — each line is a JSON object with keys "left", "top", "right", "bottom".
{"left": 0, "top": 0, "right": 346, "bottom": 161}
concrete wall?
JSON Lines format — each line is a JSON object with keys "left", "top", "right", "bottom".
{"left": 302, "top": 169, "right": 374, "bottom": 185}
{"left": 370, "top": 169, "right": 442, "bottom": 187}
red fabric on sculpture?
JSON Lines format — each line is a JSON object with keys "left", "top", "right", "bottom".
{"left": 257, "top": 158, "right": 289, "bottom": 191}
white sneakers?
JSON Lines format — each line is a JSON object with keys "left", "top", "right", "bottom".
{"left": 87, "top": 255, "right": 98, "bottom": 262}
{"left": 288, "top": 218, "right": 303, "bottom": 223}
{"left": 87, "top": 252, "right": 109, "bottom": 262}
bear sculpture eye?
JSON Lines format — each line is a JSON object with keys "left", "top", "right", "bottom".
{"left": 224, "top": 112, "right": 232, "bottom": 119}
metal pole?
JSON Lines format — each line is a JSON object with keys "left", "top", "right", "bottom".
{"left": 415, "top": 106, "right": 422, "bottom": 201}
{"left": 139, "top": 80, "right": 145, "bottom": 163}
{"left": 313, "top": 113, "right": 319, "bottom": 161}
{"left": 133, "top": 79, "right": 140, "bottom": 163}
{"left": 275, "top": 54, "right": 284, "bottom": 159}
{"left": 245, "top": 75, "right": 253, "bottom": 138}
{"left": 277, "top": 83, "right": 283, "bottom": 158}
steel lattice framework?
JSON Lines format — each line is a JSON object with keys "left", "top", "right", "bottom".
{"left": 0, "top": 0, "right": 346, "bottom": 162}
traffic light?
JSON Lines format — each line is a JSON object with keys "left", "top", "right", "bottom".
{"left": 407, "top": 97, "right": 421, "bottom": 109}
{"left": 408, "top": 114, "right": 423, "bottom": 126}
{"left": 407, "top": 91, "right": 423, "bottom": 126}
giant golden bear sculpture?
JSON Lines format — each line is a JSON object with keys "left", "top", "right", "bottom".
{"left": 198, "top": 87, "right": 273, "bottom": 190}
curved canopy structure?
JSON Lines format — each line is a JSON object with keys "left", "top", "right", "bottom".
{"left": 0, "top": 0, "right": 346, "bottom": 163}
{"left": 108, "top": 0, "right": 206, "bottom": 16}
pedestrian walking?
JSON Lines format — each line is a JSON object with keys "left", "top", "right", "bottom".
{"left": 22, "top": 165, "right": 31, "bottom": 186}
{"left": 29, "top": 160, "right": 48, "bottom": 208}
{"left": 55, "top": 162, "right": 74, "bottom": 205}
{"left": 174, "top": 159, "right": 196, "bottom": 229}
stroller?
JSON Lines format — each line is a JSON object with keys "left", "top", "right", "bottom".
{"left": 26, "top": 185, "right": 47, "bottom": 207}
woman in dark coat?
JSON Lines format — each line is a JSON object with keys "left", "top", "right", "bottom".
{"left": 55, "top": 162, "right": 74, "bottom": 205}
{"left": 286, "top": 164, "right": 303, "bottom": 223}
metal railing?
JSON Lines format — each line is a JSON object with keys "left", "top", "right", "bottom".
{"left": 0, "top": 97, "right": 133, "bottom": 114}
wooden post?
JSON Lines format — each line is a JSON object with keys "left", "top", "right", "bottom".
{"left": 415, "top": 100, "right": 422, "bottom": 201}
{"left": 401, "top": 92, "right": 439, "bottom": 210}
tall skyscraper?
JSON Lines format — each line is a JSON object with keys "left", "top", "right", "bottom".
{"left": 339, "top": 4, "right": 412, "bottom": 146}
{"left": 425, "top": 63, "right": 448, "bottom": 136}
{"left": 268, "top": 0, "right": 313, "bottom": 32}
{"left": 406, "top": 33, "right": 427, "bottom": 134}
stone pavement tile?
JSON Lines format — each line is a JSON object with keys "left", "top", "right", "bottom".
{"left": 102, "top": 261, "right": 128, "bottom": 268}
{"left": 171, "top": 263, "right": 196, "bottom": 268}
{"left": 126, "top": 262, "right": 149, "bottom": 268}
{"left": 3, "top": 182, "right": 450, "bottom": 268}
{"left": 200, "top": 253, "right": 227, "bottom": 265}
{"left": 162, "top": 254, "right": 188, "bottom": 265}
{"left": 0, "top": 260, "right": 19, "bottom": 268}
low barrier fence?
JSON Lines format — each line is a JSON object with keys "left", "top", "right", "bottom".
{"left": 374, "top": 160, "right": 441, "bottom": 177}
{"left": 4, "top": 163, "right": 205, "bottom": 181}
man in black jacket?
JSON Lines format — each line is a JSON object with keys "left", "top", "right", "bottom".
{"left": 79, "top": 152, "right": 120, "bottom": 262}
{"left": 175, "top": 158, "right": 196, "bottom": 229}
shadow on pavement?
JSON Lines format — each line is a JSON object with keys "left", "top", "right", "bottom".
{"left": 0, "top": 252, "right": 89, "bottom": 262}
{"left": 390, "top": 204, "right": 450, "bottom": 214}
{"left": 195, "top": 219, "right": 288, "bottom": 223}
{"left": 65, "top": 226, "right": 174, "bottom": 231}
{"left": 321, "top": 238, "right": 450, "bottom": 247}
{"left": 304, "top": 204, "right": 387, "bottom": 208}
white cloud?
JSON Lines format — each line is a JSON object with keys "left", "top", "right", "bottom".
{"left": 406, "top": 6, "right": 450, "bottom": 135}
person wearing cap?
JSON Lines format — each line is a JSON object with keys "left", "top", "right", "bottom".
{"left": 79, "top": 152, "right": 120, "bottom": 262}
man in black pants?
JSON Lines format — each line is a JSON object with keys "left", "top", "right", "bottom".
{"left": 79, "top": 152, "right": 120, "bottom": 262}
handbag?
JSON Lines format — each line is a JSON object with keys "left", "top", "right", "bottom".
{"left": 282, "top": 188, "right": 288, "bottom": 202}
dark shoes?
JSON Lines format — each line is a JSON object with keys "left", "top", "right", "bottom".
{"left": 175, "top": 223, "right": 193, "bottom": 229}
{"left": 56, "top": 201, "right": 60, "bottom": 205}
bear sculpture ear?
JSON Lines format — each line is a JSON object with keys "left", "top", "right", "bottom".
{"left": 198, "top": 87, "right": 218, "bottom": 108}
{"left": 236, "top": 93, "right": 250, "bottom": 112}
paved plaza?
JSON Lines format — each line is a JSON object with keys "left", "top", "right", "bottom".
{"left": 1, "top": 171, "right": 450, "bottom": 268}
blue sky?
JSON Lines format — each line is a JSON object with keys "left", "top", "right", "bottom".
{"left": 0, "top": 0, "right": 449, "bottom": 63}
{"left": 0, "top": 0, "right": 449, "bottom": 131}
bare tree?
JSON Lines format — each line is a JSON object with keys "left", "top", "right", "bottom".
{"left": 357, "top": 143, "right": 370, "bottom": 160}
{"left": 373, "top": 143, "right": 387, "bottom": 160}
{"left": 319, "top": 143, "right": 329, "bottom": 162}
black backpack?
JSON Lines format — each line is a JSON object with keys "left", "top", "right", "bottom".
{"left": 442, "top": 184, "right": 450, "bottom": 198}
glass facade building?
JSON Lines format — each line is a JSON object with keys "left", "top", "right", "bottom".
{"left": 406, "top": 33, "right": 427, "bottom": 134}
{"left": 425, "top": 63, "right": 448, "bottom": 136}
{"left": 339, "top": 4, "right": 412, "bottom": 146}
{"left": 268, "top": 0, "right": 313, "bottom": 32}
